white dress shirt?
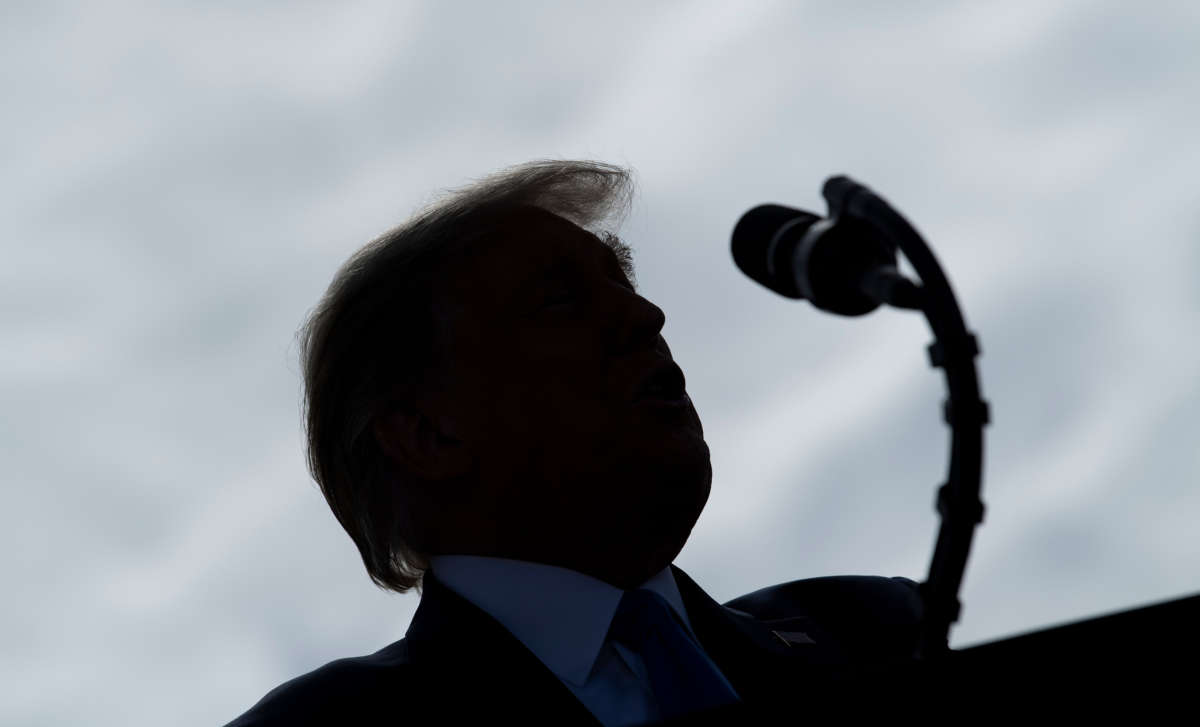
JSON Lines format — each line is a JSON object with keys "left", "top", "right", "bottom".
{"left": 427, "top": 554, "right": 739, "bottom": 727}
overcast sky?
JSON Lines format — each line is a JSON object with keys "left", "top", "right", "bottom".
{"left": 4, "top": 1, "right": 1199, "bottom": 724}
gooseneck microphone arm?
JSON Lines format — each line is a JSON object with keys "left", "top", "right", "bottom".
{"left": 822, "top": 176, "right": 989, "bottom": 660}
{"left": 732, "top": 175, "right": 990, "bottom": 660}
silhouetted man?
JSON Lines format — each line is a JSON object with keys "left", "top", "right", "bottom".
{"left": 225, "top": 160, "right": 923, "bottom": 726}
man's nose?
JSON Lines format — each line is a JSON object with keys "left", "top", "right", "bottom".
{"left": 608, "top": 288, "right": 667, "bottom": 356}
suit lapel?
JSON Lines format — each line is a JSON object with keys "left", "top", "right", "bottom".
{"left": 404, "top": 567, "right": 603, "bottom": 725}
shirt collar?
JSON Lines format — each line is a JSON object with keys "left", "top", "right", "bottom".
{"left": 427, "top": 555, "right": 695, "bottom": 686}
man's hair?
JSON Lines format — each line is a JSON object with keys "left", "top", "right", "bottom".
{"left": 296, "top": 159, "right": 637, "bottom": 594}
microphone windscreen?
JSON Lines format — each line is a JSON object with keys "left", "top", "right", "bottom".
{"left": 731, "top": 204, "right": 821, "bottom": 298}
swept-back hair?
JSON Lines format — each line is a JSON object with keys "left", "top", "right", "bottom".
{"left": 296, "top": 160, "right": 636, "bottom": 593}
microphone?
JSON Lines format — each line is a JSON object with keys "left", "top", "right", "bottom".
{"left": 731, "top": 202, "right": 923, "bottom": 315}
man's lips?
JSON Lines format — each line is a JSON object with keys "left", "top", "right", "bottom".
{"left": 630, "top": 360, "right": 686, "bottom": 403}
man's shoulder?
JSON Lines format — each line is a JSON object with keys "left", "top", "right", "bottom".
{"left": 224, "top": 638, "right": 420, "bottom": 726}
{"left": 724, "top": 574, "right": 924, "bottom": 661}
{"left": 724, "top": 574, "right": 923, "bottom": 621}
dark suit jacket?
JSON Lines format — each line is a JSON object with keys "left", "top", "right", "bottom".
{"left": 225, "top": 566, "right": 923, "bottom": 725}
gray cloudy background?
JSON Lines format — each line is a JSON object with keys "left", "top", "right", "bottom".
{"left": 5, "top": 1, "right": 1199, "bottom": 724}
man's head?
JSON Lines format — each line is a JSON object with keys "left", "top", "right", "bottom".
{"left": 298, "top": 161, "right": 711, "bottom": 593}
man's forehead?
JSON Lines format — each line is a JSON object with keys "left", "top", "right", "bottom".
{"left": 432, "top": 206, "right": 620, "bottom": 315}
{"left": 486, "top": 205, "right": 604, "bottom": 254}
{"left": 459, "top": 206, "right": 617, "bottom": 276}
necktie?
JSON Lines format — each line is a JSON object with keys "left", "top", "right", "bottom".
{"left": 607, "top": 588, "right": 741, "bottom": 721}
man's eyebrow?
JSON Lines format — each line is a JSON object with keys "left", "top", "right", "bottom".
{"left": 530, "top": 233, "right": 636, "bottom": 285}
{"left": 597, "top": 231, "right": 637, "bottom": 289}
{"left": 510, "top": 232, "right": 638, "bottom": 309}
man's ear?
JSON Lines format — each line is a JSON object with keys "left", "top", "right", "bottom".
{"left": 372, "top": 404, "right": 474, "bottom": 481}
